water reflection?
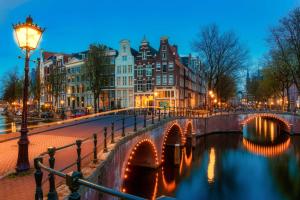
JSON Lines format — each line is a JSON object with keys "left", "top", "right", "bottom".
{"left": 122, "top": 119, "right": 300, "bottom": 199}
{"left": 207, "top": 148, "right": 215, "bottom": 183}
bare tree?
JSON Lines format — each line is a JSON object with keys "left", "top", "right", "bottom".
{"left": 269, "top": 7, "right": 300, "bottom": 90}
{"left": 193, "top": 24, "right": 248, "bottom": 97}
{"left": 85, "top": 44, "right": 109, "bottom": 113}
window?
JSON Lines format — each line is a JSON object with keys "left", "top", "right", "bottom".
{"left": 123, "top": 46, "right": 126, "bottom": 52}
{"left": 162, "top": 52, "right": 167, "bottom": 60}
{"left": 146, "top": 65, "right": 152, "bottom": 76}
{"left": 117, "top": 77, "right": 121, "bottom": 86}
{"left": 137, "top": 80, "right": 143, "bottom": 91}
{"left": 162, "top": 75, "right": 167, "bottom": 85}
{"left": 156, "top": 75, "right": 161, "bottom": 85}
{"left": 169, "top": 62, "right": 174, "bottom": 70}
{"left": 162, "top": 45, "right": 167, "bottom": 51}
{"left": 128, "top": 65, "right": 132, "bottom": 74}
{"left": 122, "top": 56, "right": 127, "bottom": 61}
{"left": 137, "top": 66, "right": 143, "bottom": 77}
{"left": 146, "top": 80, "right": 152, "bottom": 91}
{"left": 122, "top": 77, "right": 127, "bottom": 85}
{"left": 123, "top": 65, "right": 127, "bottom": 74}
{"left": 162, "top": 63, "right": 167, "bottom": 73}
{"left": 156, "top": 63, "right": 161, "bottom": 71}
{"left": 129, "top": 76, "right": 133, "bottom": 86}
{"left": 117, "top": 66, "right": 121, "bottom": 74}
{"left": 142, "top": 51, "right": 147, "bottom": 60}
{"left": 168, "top": 74, "right": 174, "bottom": 85}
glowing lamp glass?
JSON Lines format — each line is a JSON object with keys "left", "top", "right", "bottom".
{"left": 13, "top": 17, "right": 43, "bottom": 50}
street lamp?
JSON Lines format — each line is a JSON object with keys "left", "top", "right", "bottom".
{"left": 13, "top": 16, "right": 44, "bottom": 172}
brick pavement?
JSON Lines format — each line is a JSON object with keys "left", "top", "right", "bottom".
{"left": 0, "top": 114, "right": 147, "bottom": 200}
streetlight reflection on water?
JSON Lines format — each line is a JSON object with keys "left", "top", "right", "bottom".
{"left": 207, "top": 147, "right": 216, "bottom": 184}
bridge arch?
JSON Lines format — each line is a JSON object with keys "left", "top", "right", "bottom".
{"left": 184, "top": 121, "right": 193, "bottom": 137}
{"left": 240, "top": 113, "right": 291, "bottom": 132}
{"left": 123, "top": 139, "right": 158, "bottom": 180}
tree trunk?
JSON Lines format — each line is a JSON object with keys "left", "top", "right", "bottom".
{"left": 286, "top": 85, "right": 291, "bottom": 112}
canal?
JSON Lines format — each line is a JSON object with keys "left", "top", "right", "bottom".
{"left": 123, "top": 117, "right": 300, "bottom": 200}
{"left": 0, "top": 115, "right": 50, "bottom": 134}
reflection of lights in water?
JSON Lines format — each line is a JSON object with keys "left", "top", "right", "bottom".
{"left": 243, "top": 138, "right": 290, "bottom": 157}
{"left": 179, "top": 149, "right": 184, "bottom": 175}
{"left": 162, "top": 166, "right": 176, "bottom": 192}
{"left": 207, "top": 148, "right": 216, "bottom": 183}
{"left": 264, "top": 119, "right": 267, "bottom": 137}
{"left": 270, "top": 122, "right": 275, "bottom": 142}
{"left": 184, "top": 148, "right": 193, "bottom": 167}
{"left": 258, "top": 117, "right": 262, "bottom": 135}
{"left": 11, "top": 122, "right": 16, "bottom": 133}
{"left": 151, "top": 172, "right": 159, "bottom": 200}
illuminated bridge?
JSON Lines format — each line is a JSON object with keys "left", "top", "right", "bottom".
{"left": 32, "top": 109, "right": 300, "bottom": 200}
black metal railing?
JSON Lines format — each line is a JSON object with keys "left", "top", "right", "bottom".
{"left": 34, "top": 107, "right": 294, "bottom": 200}
{"left": 34, "top": 107, "right": 179, "bottom": 200}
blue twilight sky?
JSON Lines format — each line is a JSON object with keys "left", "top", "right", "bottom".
{"left": 0, "top": 0, "right": 299, "bottom": 81}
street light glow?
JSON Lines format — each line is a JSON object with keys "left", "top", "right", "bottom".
{"left": 13, "top": 16, "right": 44, "bottom": 50}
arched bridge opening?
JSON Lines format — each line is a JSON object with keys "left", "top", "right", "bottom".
{"left": 241, "top": 113, "right": 291, "bottom": 133}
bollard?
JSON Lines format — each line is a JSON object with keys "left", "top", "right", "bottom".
{"left": 76, "top": 140, "right": 82, "bottom": 172}
{"left": 169, "top": 106, "right": 171, "bottom": 118}
{"left": 47, "top": 147, "right": 58, "bottom": 200}
{"left": 134, "top": 113, "right": 137, "bottom": 132}
{"left": 174, "top": 144, "right": 180, "bottom": 165}
{"left": 93, "top": 133, "right": 98, "bottom": 163}
{"left": 34, "top": 157, "right": 43, "bottom": 200}
{"left": 122, "top": 117, "right": 125, "bottom": 137}
{"left": 111, "top": 122, "right": 115, "bottom": 144}
{"left": 66, "top": 171, "right": 82, "bottom": 200}
{"left": 144, "top": 111, "right": 147, "bottom": 128}
{"left": 103, "top": 127, "right": 108, "bottom": 153}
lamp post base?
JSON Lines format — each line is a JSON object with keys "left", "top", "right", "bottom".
{"left": 16, "top": 134, "right": 30, "bottom": 172}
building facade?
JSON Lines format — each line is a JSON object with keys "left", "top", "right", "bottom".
{"left": 115, "top": 40, "right": 137, "bottom": 108}
{"left": 39, "top": 51, "right": 70, "bottom": 111}
{"left": 134, "top": 37, "right": 158, "bottom": 108}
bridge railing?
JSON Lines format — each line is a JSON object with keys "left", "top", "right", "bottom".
{"left": 34, "top": 107, "right": 180, "bottom": 200}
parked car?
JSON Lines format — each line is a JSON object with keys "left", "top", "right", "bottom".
{"left": 70, "top": 109, "right": 86, "bottom": 118}
{"left": 29, "top": 110, "right": 39, "bottom": 117}
{"left": 41, "top": 111, "right": 54, "bottom": 119}
{"left": 15, "top": 110, "right": 22, "bottom": 116}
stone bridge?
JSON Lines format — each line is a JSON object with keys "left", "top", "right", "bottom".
{"left": 78, "top": 112, "right": 300, "bottom": 199}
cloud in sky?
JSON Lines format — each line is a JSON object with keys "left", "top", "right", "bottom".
{"left": 0, "top": 0, "right": 29, "bottom": 22}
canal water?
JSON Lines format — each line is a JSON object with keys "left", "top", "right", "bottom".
{"left": 0, "top": 115, "right": 49, "bottom": 134}
{"left": 123, "top": 117, "right": 300, "bottom": 200}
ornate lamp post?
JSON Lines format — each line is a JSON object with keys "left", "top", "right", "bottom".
{"left": 13, "top": 16, "right": 44, "bottom": 172}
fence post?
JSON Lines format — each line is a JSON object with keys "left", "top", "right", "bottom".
{"left": 134, "top": 113, "right": 137, "bottom": 132}
{"left": 144, "top": 110, "right": 147, "bottom": 128}
{"left": 47, "top": 147, "right": 58, "bottom": 200}
{"left": 122, "top": 117, "right": 125, "bottom": 137}
{"left": 66, "top": 171, "right": 81, "bottom": 200}
{"left": 93, "top": 133, "right": 97, "bottom": 163}
{"left": 34, "top": 157, "right": 43, "bottom": 200}
{"left": 104, "top": 127, "right": 108, "bottom": 153}
{"left": 76, "top": 140, "right": 82, "bottom": 172}
{"left": 111, "top": 122, "right": 115, "bottom": 144}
